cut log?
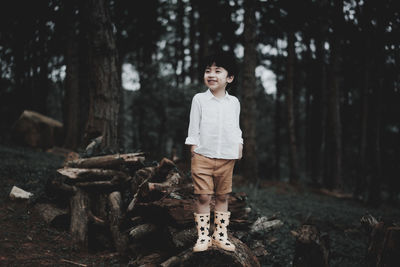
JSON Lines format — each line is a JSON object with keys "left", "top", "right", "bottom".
{"left": 135, "top": 193, "right": 251, "bottom": 228}
{"left": 152, "top": 158, "right": 178, "bottom": 182}
{"left": 250, "top": 216, "right": 283, "bottom": 234}
{"left": 9, "top": 186, "right": 33, "bottom": 200}
{"left": 74, "top": 175, "right": 130, "bottom": 191}
{"left": 128, "top": 252, "right": 167, "bottom": 267}
{"left": 129, "top": 223, "right": 158, "bottom": 241}
{"left": 292, "top": 224, "right": 330, "bottom": 267}
{"left": 57, "top": 167, "right": 129, "bottom": 182}
{"left": 11, "top": 110, "right": 63, "bottom": 149}
{"left": 148, "top": 171, "right": 185, "bottom": 193}
{"left": 35, "top": 203, "right": 68, "bottom": 227}
{"left": 167, "top": 227, "right": 196, "bottom": 250}
{"left": 127, "top": 167, "right": 156, "bottom": 212}
{"left": 160, "top": 235, "right": 260, "bottom": 267}
{"left": 70, "top": 187, "right": 89, "bottom": 250}
{"left": 65, "top": 153, "right": 145, "bottom": 169}
{"left": 135, "top": 198, "right": 194, "bottom": 227}
{"left": 108, "top": 191, "right": 129, "bottom": 255}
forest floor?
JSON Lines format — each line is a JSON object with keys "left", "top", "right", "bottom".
{"left": 0, "top": 143, "right": 399, "bottom": 267}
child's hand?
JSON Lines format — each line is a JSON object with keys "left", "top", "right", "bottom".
{"left": 238, "top": 144, "right": 243, "bottom": 160}
{"left": 191, "top": 145, "right": 198, "bottom": 157}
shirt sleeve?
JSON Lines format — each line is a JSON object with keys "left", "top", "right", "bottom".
{"left": 185, "top": 95, "right": 201, "bottom": 146}
{"left": 236, "top": 99, "right": 243, "bottom": 144}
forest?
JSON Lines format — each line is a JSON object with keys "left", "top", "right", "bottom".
{"left": 0, "top": 0, "right": 399, "bottom": 266}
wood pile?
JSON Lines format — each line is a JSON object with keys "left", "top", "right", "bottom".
{"left": 43, "top": 152, "right": 262, "bottom": 266}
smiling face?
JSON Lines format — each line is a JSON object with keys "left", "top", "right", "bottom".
{"left": 204, "top": 63, "right": 234, "bottom": 92}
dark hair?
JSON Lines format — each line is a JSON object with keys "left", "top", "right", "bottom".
{"left": 202, "top": 51, "right": 238, "bottom": 78}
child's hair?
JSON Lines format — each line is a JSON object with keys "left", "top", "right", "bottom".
{"left": 202, "top": 51, "right": 238, "bottom": 88}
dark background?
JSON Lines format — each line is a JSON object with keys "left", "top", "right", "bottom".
{"left": 0, "top": 0, "right": 399, "bottom": 206}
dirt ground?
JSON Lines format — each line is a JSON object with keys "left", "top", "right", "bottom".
{"left": 0, "top": 143, "right": 399, "bottom": 266}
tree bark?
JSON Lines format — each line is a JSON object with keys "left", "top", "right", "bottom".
{"left": 241, "top": 0, "right": 259, "bottom": 183}
{"left": 286, "top": 30, "right": 300, "bottom": 184}
{"left": 325, "top": 0, "right": 343, "bottom": 190}
{"left": 355, "top": 33, "right": 371, "bottom": 198}
{"left": 160, "top": 236, "right": 260, "bottom": 267}
{"left": 63, "top": 0, "right": 81, "bottom": 150}
{"left": 274, "top": 38, "right": 283, "bottom": 181}
{"left": 69, "top": 187, "right": 89, "bottom": 250}
{"left": 309, "top": 33, "right": 327, "bottom": 186}
{"left": 108, "top": 191, "right": 129, "bottom": 255}
{"left": 82, "top": 0, "right": 121, "bottom": 152}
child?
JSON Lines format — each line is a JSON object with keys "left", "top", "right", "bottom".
{"left": 185, "top": 52, "right": 243, "bottom": 252}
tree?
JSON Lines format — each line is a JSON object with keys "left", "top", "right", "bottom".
{"left": 81, "top": 0, "right": 121, "bottom": 152}
{"left": 241, "top": 0, "right": 259, "bottom": 183}
{"left": 285, "top": 30, "right": 300, "bottom": 184}
{"left": 325, "top": 0, "right": 343, "bottom": 190}
{"left": 63, "top": 0, "right": 81, "bottom": 150}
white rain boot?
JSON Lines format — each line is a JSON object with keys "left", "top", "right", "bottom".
{"left": 193, "top": 213, "right": 211, "bottom": 252}
{"left": 212, "top": 211, "right": 235, "bottom": 251}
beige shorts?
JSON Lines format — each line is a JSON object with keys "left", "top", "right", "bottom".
{"left": 191, "top": 152, "right": 236, "bottom": 195}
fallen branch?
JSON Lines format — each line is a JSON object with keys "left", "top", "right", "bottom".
{"left": 60, "top": 259, "right": 87, "bottom": 267}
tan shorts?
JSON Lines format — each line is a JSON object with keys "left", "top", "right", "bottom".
{"left": 191, "top": 152, "right": 236, "bottom": 195}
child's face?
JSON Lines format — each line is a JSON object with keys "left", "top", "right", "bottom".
{"left": 204, "top": 63, "right": 234, "bottom": 92}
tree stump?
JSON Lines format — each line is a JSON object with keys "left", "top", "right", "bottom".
{"left": 292, "top": 224, "right": 330, "bottom": 267}
{"left": 362, "top": 214, "right": 400, "bottom": 267}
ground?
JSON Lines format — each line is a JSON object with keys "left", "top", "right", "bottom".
{"left": 0, "top": 143, "right": 399, "bottom": 266}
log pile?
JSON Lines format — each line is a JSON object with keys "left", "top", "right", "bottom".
{"left": 43, "top": 152, "right": 262, "bottom": 266}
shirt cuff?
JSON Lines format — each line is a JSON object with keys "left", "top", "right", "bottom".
{"left": 239, "top": 137, "right": 243, "bottom": 144}
{"left": 185, "top": 136, "right": 199, "bottom": 145}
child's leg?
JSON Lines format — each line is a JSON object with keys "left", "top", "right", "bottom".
{"left": 212, "top": 159, "right": 236, "bottom": 251}
{"left": 193, "top": 194, "right": 212, "bottom": 252}
{"left": 195, "top": 194, "right": 212, "bottom": 213}
{"left": 214, "top": 193, "right": 229, "bottom": 212}
{"left": 190, "top": 152, "right": 214, "bottom": 252}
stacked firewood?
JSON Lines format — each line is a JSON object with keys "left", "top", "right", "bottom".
{"left": 46, "top": 152, "right": 261, "bottom": 266}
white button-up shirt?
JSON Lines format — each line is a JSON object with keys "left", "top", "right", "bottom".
{"left": 185, "top": 89, "right": 243, "bottom": 159}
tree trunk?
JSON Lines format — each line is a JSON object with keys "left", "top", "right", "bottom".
{"left": 274, "top": 77, "right": 282, "bottom": 181}
{"left": 82, "top": 0, "right": 121, "bottom": 152}
{"left": 367, "top": 55, "right": 383, "bottom": 206}
{"left": 286, "top": 30, "right": 300, "bottom": 184}
{"left": 325, "top": 0, "right": 343, "bottom": 190}
{"left": 189, "top": 1, "right": 197, "bottom": 83}
{"left": 63, "top": 0, "right": 81, "bottom": 150}
{"left": 309, "top": 33, "right": 327, "bottom": 186}
{"left": 355, "top": 33, "right": 371, "bottom": 198}
{"left": 197, "top": 0, "right": 210, "bottom": 80}
{"left": 241, "top": 0, "right": 259, "bottom": 183}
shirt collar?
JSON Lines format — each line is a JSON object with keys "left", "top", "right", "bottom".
{"left": 206, "top": 88, "right": 231, "bottom": 101}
